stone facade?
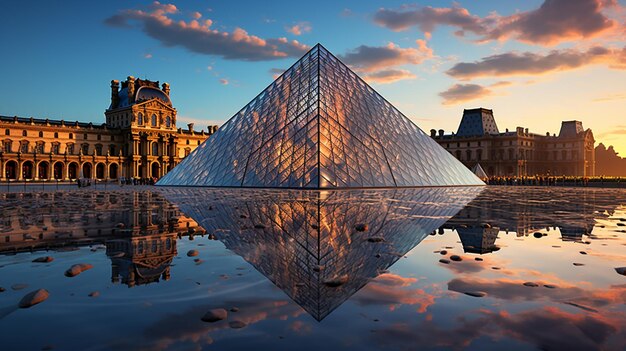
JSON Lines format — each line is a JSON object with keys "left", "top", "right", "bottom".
{"left": 0, "top": 76, "right": 218, "bottom": 181}
{"left": 431, "top": 108, "right": 595, "bottom": 177}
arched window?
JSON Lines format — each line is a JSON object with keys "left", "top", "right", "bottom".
{"left": 69, "top": 133, "right": 73, "bottom": 139}
{"left": 165, "top": 116, "right": 171, "bottom": 127}
{"left": 66, "top": 143, "right": 74, "bottom": 155}
{"left": 95, "top": 144, "right": 103, "bottom": 156}
{"left": 22, "top": 130, "right": 27, "bottom": 137}
{"left": 39, "top": 131, "right": 43, "bottom": 138}
{"left": 4, "top": 129, "right": 9, "bottom": 136}
{"left": 152, "top": 142, "right": 159, "bottom": 156}
{"left": 151, "top": 114, "right": 157, "bottom": 127}
{"left": 137, "top": 113, "right": 143, "bottom": 125}
{"left": 54, "top": 132, "right": 58, "bottom": 138}
{"left": 466, "top": 150, "right": 472, "bottom": 161}
{"left": 83, "top": 133, "right": 88, "bottom": 140}
{"left": 455, "top": 150, "right": 461, "bottom": 160}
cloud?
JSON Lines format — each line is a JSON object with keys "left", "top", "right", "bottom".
{"left": 341, "top": 8, "right": 353, "bottom": 17}
{"left": 191, "top": 11, "right": 202, "bottom": 19}
{"left": 340, "top": 40, "right": 433, "bottom": 73}
{"left": 373, "top": 5, "right": 491, "bottom": 36}
{"left": 219, "top": 78, "right": 229, "bottom": 85}
{"left": 439, "top": 84, "right": 493, "bottom": 105}
{"left": 362, "top": 69, "right": 417, "bottom": 84}
{"left": 373, "top": 0, "right": 620, "bottom": 46}
{"left": 286, "top": 22, "right": 312, "bottom": 36}
{"left": 489, "top": 80, "right": 512, "bottom": 88}
{"left": 593, "top": 93, "right": 626, "bottom": 102}
{"left": 446, "top": 46, "right": 626, "bottom": 79}
{"left": 485, "top": 0, "right": 619, "bottom": 45}
{"left": 105, "top": 2, "right": 309, "bottom": 61}
{"left": 144, "top": 53, "right": 153, "bottom": 59}
{"left": 269, "top": 68, "right": 285, "bottom": 79}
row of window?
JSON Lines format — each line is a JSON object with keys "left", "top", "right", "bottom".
{"left": 453, "top": 148, "right": 580, "bottom": 162}
{"left": 2, "top": 140, "right": 193, "bottom": 158}
{"left": 137, "top": 113, "right": 172, "bottom": 128}
{"left": 4, "top": 129, "right": 115, "bottom": 141}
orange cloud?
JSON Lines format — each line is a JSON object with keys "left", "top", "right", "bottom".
{"left": 340, "top": 41, "right": 433, "bottom": 73}
{"left": 438, "top": 84, "right": 493, "bottom": 105}
{"left": 362, "top": 69, "right": 416, "bottom": 84}
{"left": 286, "top": 22, "right": 312, "bottom": 36}
{"left": 105, "top": 3, "right": 309, "bottom": 61}
{"left": 374, "top": 0, "right": 620, "bottom": 46}
{"left": 446, "top": 46, "right": 626, "bottom": 79}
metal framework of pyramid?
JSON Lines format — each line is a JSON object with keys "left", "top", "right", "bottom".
{"left": 157, "top": 44, "right": 483, "bottom": 188}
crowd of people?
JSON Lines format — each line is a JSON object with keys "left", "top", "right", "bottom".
{"left": 484, "top": 176, "right": 624, "bottom": 187}
{"left": 118, "top": 177, "right": 158, "bottom": 186}
{"left": 75, "top": 177, "right": 159, "bottom": 188}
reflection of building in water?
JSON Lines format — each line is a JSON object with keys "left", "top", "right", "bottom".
{"left": 456, "top": 227, "right": 499, "bottom": 254}
{"left": 162, "top": 187, "right": 481, "bottom": 321}
{"left": 107, "top": 232, "right": 177, "bottom": 287}
{"left": 0, "top": 191, "right": 203, "bottom": 286}
{"left": 443, "top": 187, "right": 620, "bottom": 244}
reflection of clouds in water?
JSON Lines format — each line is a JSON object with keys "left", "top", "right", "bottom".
{"left": 352, "top": 273, "right": 435, "bottom": 313}
{"left": 448, "top": 277, "right": 626, "bottom": 311}
{"left": 370, "top": 306, "right": 625, "bottom": 351}
{"left": 138, "top": 299, "right": 306, "bottom": 351}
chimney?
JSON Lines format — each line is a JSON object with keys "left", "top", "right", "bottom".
{"left": 127, "top": 76, "right": 136, "bottom": 104}
{"left": 110, "top": 80, "right": 120, "bottom": 109}
{"left": 187, "top": 123, "right": 194, "bottom": 133}
{"left": 438, "top": 129, "right": 444, "bottom": 137}
{"left": 430, "top": 129, "right": 436, "bottom": 137}
{"left": 162, "top": 82, "right": 170, "bottom": 96}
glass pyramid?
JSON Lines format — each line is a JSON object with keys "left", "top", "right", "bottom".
{"left": 157, "top": 44, "right": 483, "bottom": 188}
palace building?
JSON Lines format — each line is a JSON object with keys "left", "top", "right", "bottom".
{"left": 0, "top": 76, "right": 218, "bottom": 181}
{"left": 431, "top": 108, "right": 596, "bottom": 177}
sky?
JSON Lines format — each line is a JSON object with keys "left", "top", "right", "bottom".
{"left": 0, "top": 0, "right": 625, "bottom": 154}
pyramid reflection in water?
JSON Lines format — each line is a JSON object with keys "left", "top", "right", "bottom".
{"left": 158, "top": 44, "right": 482, "bottom": 188}
{"left": 161, "top": 187, "right": 482, "bottom": 320}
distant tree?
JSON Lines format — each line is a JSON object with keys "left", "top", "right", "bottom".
{"left": 595, "top": 143, "right": 626, "bottom": 176}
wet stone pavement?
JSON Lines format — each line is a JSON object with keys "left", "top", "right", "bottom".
{"left": 0, "top": 186, "right": 625, "bottom": 351}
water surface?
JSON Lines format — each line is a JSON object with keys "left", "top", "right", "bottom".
{"left": 0, "top": 186, "right": 624, "bottom": 350}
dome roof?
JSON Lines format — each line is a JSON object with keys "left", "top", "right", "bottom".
{"left": 135, "top": 86, "right": 172, "bottom": 106}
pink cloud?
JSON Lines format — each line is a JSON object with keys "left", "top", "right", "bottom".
{"left": 362, "top": 69, "right": 416, "bottom": 84}
{"left": 286, "top": 22, "right": 312, "bottom": 36}
{"left": 438, "top": 84, "right": 493, "bottom": 105}
{"left": 374, "top": 0, "right": 621, "bottom": 46}
{"left": 105, "top": 3, "right": 309, "bottom": 61}
{"left": 446, "top": 46, "right": 626, "bottom": 79}
{"left": 340, "top": 41, "right": 433, "bottom": 73}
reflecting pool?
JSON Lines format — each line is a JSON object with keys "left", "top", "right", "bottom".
{"left": 0, "top": 186, "right": 625, "bottom": 350}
